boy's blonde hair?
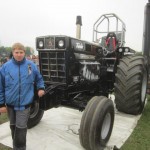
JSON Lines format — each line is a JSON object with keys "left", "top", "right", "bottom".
{"left": 12, "top": 43, "right": 25, "bottom": 51}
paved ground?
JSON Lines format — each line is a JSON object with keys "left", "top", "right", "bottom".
{"left": 0, "top": 105, "right": 141, "bottom": 150}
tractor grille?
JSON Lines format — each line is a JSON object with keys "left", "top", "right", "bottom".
{"left": 39, "top": 51, "right": 66, "bottom": 83}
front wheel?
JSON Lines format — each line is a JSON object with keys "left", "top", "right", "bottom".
{"left": 27, "top": 100, "right": 44, "bottom": 129}
{"left": 79, "top": 96, "right": 114, "bottom": 150}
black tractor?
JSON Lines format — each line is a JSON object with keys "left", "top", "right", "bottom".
{"left": 28, "top": 5, "right": 149, "bottom": 150}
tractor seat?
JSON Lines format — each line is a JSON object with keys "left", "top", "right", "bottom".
{"left": 105, "top": 32, "right": 118, "bottom": 51}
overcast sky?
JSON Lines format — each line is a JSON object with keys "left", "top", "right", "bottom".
{"left": 0, "top": 0, "right": 148, "bottom": 53}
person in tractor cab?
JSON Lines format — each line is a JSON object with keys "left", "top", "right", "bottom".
{"left": 0, "top": 42, "right": 45, "bottom": 150}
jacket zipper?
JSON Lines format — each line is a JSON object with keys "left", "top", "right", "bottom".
{"left": 19, "top": 64, "right": 21, "bottom": 109}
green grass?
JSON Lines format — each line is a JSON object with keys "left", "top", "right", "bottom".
{"left": 0, "top": 144, "right": 11, "bottom": 150}
{"left": 0, "top": 113, "right": 8, "bottom": 125}
{"left": 121, "top": 96, "right": 150, "bottom": 150}
{"left": 1, "top": 97, "right": 150, "bottom": 150}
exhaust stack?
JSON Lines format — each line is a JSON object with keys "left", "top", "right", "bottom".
{"left": 76, "top": 16, "right": 82, "bottom": 39}
{"left": 142, "top": 0, "right": 150, "bottom": 56}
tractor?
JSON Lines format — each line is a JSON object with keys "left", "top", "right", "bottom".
{"left": 27, "top": 2, "right": 149, "bottom": 149}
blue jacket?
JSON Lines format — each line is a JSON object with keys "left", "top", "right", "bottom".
{"left": 0, "top": 57, "right": 45, "bottom": 110}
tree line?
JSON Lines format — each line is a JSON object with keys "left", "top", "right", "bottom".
{"left": 0, "top": 46, "right": 34, "bottom": 58}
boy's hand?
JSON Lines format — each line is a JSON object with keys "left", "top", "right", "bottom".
{"left": 38, "top": 90, "right": 45, "bottom": 97}
{"left": 0, "top": 107, "right": 7, "bottom": 115}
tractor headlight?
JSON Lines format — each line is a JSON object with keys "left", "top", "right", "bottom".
{"left": 58, "top": 40, "right": 64, "bottom": 48}
{"left": 55, "top": 37, "right": 65, "bottom": 49}
{"left": 39, "top": 41, "right": 44, "bottom": 48}
{"left": 125, "top": 48, "right": 129, "bottom": 52}
{"left": 119, "top": 48, "right": 123, "bottom": 52}
{"left": 37, "top": 38, "right": 44, "bottom": 49}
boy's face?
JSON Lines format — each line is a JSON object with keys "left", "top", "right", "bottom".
{"left": 13, "top": 49, "right": 25, "bottom": 62}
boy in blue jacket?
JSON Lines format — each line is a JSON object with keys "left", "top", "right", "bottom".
{"left": 0, "top": 43, "right": 45, "bottom": 150}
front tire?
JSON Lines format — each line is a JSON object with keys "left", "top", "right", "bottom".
{"left": 114, "top": 55, "right": 148, "bottom": 115}
{"left": 79, "top": 96, "right": 114, "bottom": 150}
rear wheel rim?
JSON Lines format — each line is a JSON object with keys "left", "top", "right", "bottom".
{"left": 141, "top": 68, "right": 147, "bottom": 103}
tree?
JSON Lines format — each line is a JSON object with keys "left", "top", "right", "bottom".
{"left": 0, "top": 46, "right": 35, "bottom": 58}
{"left": 25, "top": 47, "right": 34, "bottom": 56}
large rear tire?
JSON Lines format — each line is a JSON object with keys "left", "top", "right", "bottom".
{"left": 27, "top": 100, "right": 44, "bottom": 129}
{"left": 114, "top": 55, "right": 148, "bottom": 115}
{"left": 79, "top": 96, "right": 114, "bottom": 150}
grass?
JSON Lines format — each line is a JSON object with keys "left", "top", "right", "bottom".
{"left": 121, "top": 96, "right": 150, "bottom": 150}
{"left": 0, "top": 97, "right": 150, "bottom": 150}
{"left": 0, "top": 113, "right": 8, "bottom": 125}
{"left": 0, "top": 144, "right": 11, "bottom": 150}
